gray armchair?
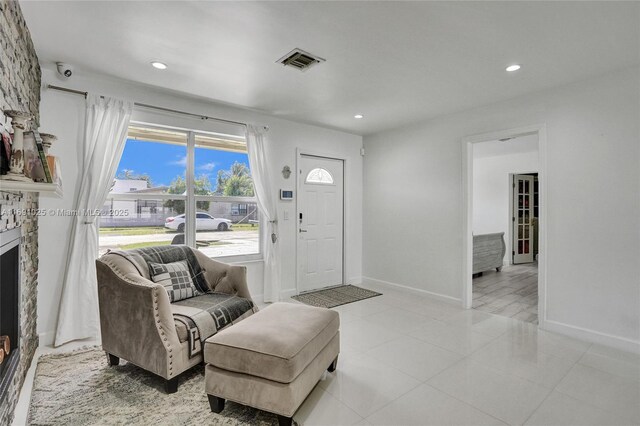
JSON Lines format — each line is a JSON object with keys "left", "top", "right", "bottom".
{"left": 96, "top": 247, "right": 258, "bottom": 393}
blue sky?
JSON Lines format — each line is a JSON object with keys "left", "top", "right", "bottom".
{"left": 116, "top": 139, "right": 250, "bottom": 188}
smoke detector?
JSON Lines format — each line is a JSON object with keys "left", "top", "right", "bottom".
{"left": 277, "top": 48, "right": 325, "bottom": 71}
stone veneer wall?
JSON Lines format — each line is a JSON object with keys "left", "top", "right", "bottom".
{"left": 0, "top": 193, "right": 39, "bottom": 424}
{"left": 0, "top": 0, "right": 41, "bottom": 423}
{"left": 0, "top": 0, "right": 41, "bottom": 128}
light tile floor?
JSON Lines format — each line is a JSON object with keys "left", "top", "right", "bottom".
{"left": 291, "top": 282, "right": 639, "bottom": 426}
{"left": 13, "top": 284, "right": 640, "bottom": 426}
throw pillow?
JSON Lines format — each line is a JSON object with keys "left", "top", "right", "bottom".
{"left": 148, "top": 260, "right": 199, "bottom": 302}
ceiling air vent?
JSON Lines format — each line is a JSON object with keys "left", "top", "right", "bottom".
{"left": 277, "top": 48, "right": 325, "bottom": 71}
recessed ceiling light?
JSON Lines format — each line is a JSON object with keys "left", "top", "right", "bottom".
{"left": 354, "top": 114, "right": 364, "bottom": 119}
{"left": 506, "top": 64, "right": 521, "bottom": 72}
{"left": 151, "top": 61, "right": 167, "bottom": 70}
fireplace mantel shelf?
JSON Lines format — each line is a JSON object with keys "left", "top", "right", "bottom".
{"left": 0, "top": 180, "right": 63, "bottom": 198}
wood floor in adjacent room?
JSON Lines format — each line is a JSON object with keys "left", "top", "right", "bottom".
{"left": 472, "top": 263, "right": 538, "bottom": 324}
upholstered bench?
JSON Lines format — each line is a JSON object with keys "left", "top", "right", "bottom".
{"left": 204, "top": 302, "right": 340, "bottom": 426}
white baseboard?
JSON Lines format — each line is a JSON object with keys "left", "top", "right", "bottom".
{"left": 280, "top": 288, "right": 297, "bottom": 299}
{"left": 38, "top": 330, "right": 54, "bottom": 347}
{"left": 255, "top": 288, "right": 298, "bottom": 304}
{"left": 542, "top": 319, "right": 640, "bottom": 354}
{"left": 346, "top": 276, "right": 362, "bottom": 285}
{"left": 361, "top": 276, "right": 462, "bottom": 305}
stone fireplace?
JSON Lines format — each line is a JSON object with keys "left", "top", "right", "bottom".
{"left": 0, "top": 192, "right": 39, "bottom": 424}
{"left": 0, "top": 227, "right": 21, "bottom": 405}
{"left": 0, "top": 0, "right": 42, "bottom": 422}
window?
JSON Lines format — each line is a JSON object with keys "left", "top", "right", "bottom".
{"left": 136, "top": 200, "right": 159, "bottom": 215}
{"left": 98, "top": 124, "right": 260, "bottom": 260}
{"left": 233, "top": 204, "right": 247, "bottom": 215}
{"left": 305, "top": 168, "right": 334, "bottom": 184}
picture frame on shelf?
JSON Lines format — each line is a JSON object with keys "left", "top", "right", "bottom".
{"left": 23, "top": 131, "right": 46, "bottom": 182}
{"left": 33, "top": 130, "right": 53, "bottom": 183}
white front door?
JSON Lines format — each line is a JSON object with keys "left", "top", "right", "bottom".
{"left": 297, "top": 155, "right": 344, "bottom": 293}
{"left": 512, "top": 174, "right": 535, "bottom": 264}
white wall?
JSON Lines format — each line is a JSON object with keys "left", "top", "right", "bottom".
{"left": 36, "top": 66, "right": 363, "bottom": 344}
{"left": 363, "top": 67, "right": 640, "bottom": 351}
{"left": 111, "top": 179, "right": 148, "bottom": 193}
{"left": 473, "top": 138, "right": 539, "bottom": 262}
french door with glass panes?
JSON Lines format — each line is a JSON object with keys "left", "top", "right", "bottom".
{"left": 512, "top": 174, "right": 534, "bottom": 264}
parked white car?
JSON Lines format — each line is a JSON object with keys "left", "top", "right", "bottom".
{"left": 165, "top": 213, "right": 233, "bottom": 232}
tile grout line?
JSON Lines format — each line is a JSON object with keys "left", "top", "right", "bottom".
{"left": 424, "top": 326, "right": 594, "bottom": 426}
{"left": 425, "top": 382, "right": 510, "bottom": 426}
{"left": 422, "top": 356, "right": 513, "bottom": 425}
{"left": 550, "top": 350, "right": 640, "bottom": 424}
{"left": 519, "top": 371, "right": 574, "bottom": 424}
{"left": 574, "top": 344, "right": 640, "bottom": 379}
{"left": 367, "top": 313, "right": 520, "bottom": 413}
{"left": 359, "top": 379, "right": 423, "bottom": 422}
{"left": 318, "top": 350, "right": 423, "bottom": 419}
{"left": 519, "top": 342, "right": 594, "bottom": 425}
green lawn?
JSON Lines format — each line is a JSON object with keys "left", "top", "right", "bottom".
{"left": 198, "top": 241, "right": 232, "bottom": 247}
{"left": 100, "top": 226, "right": 171, "bottom": 236}
{"left": 119, "top": 241, "right": 171, "bottom": 250}
{"left": 232, "top": 223, "right": 259, "bottom": 231}
{"left": 118, "top": 240, "right": 231, "bottom": 250}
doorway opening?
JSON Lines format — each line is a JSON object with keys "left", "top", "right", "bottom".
{"left": 462, "top": 126, "right": 546, "bottom": 326}
{"left": 296, "top": 153, "right": 345, "bottom": 294}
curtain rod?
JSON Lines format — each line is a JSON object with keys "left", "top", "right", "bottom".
{"left": 46, "top": 84, "right": 248, "bottom": 128}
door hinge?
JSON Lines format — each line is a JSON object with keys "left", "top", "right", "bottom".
{"left": 512, "top": 217, "right": 515, "bottom": 222}
{"left": 512, "top": 251, "right": 515, "bottom": 256}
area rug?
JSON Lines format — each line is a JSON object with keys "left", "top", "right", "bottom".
{"left": 28, "top": 347, "right": 296, "bottom": 425}
{"left": 291, "top": 285, "right": 382, "bottom": 308}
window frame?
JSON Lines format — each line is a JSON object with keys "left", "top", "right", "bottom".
{"left": 102, "top": 122, "right": 262, "bottom": 262}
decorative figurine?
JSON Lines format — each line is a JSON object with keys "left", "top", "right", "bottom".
{"left": 2, "top": 110, "right": 33, "bottom": 181}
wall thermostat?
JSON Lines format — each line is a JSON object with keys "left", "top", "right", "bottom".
{"left": 280, "top": 190, "right": 294, "bottom": 200}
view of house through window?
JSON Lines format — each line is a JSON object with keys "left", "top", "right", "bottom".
{"left": 98, "top": 125, "right": 260, "bottom": 258}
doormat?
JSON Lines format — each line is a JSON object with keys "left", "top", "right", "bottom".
{"left": 291, "top": 285, "right": 382, "bottom": 309}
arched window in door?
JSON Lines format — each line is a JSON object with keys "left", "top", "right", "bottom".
{"left": 305, "top": 168, "right": 334, "bottom": 185}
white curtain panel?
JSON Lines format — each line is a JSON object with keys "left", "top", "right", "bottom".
{"left": 55, "top": 95, "right": 133, "bottom": 347}
{"left": 246, "top": 125, "right": 281, "bottom": 302}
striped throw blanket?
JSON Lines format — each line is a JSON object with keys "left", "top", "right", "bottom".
{"left": 172, "top": 293, "right": 255, "bottom": 357}
{"left": 106, "top": 245, "right": 255, "bottom": 358}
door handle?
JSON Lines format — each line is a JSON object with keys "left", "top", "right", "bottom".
{"left": 299, "top": 229, "right": 307, "bottom": 233}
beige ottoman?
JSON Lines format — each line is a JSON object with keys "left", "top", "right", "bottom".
{"left": 204, "top": 302, "right": 340, "bottom": 426}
